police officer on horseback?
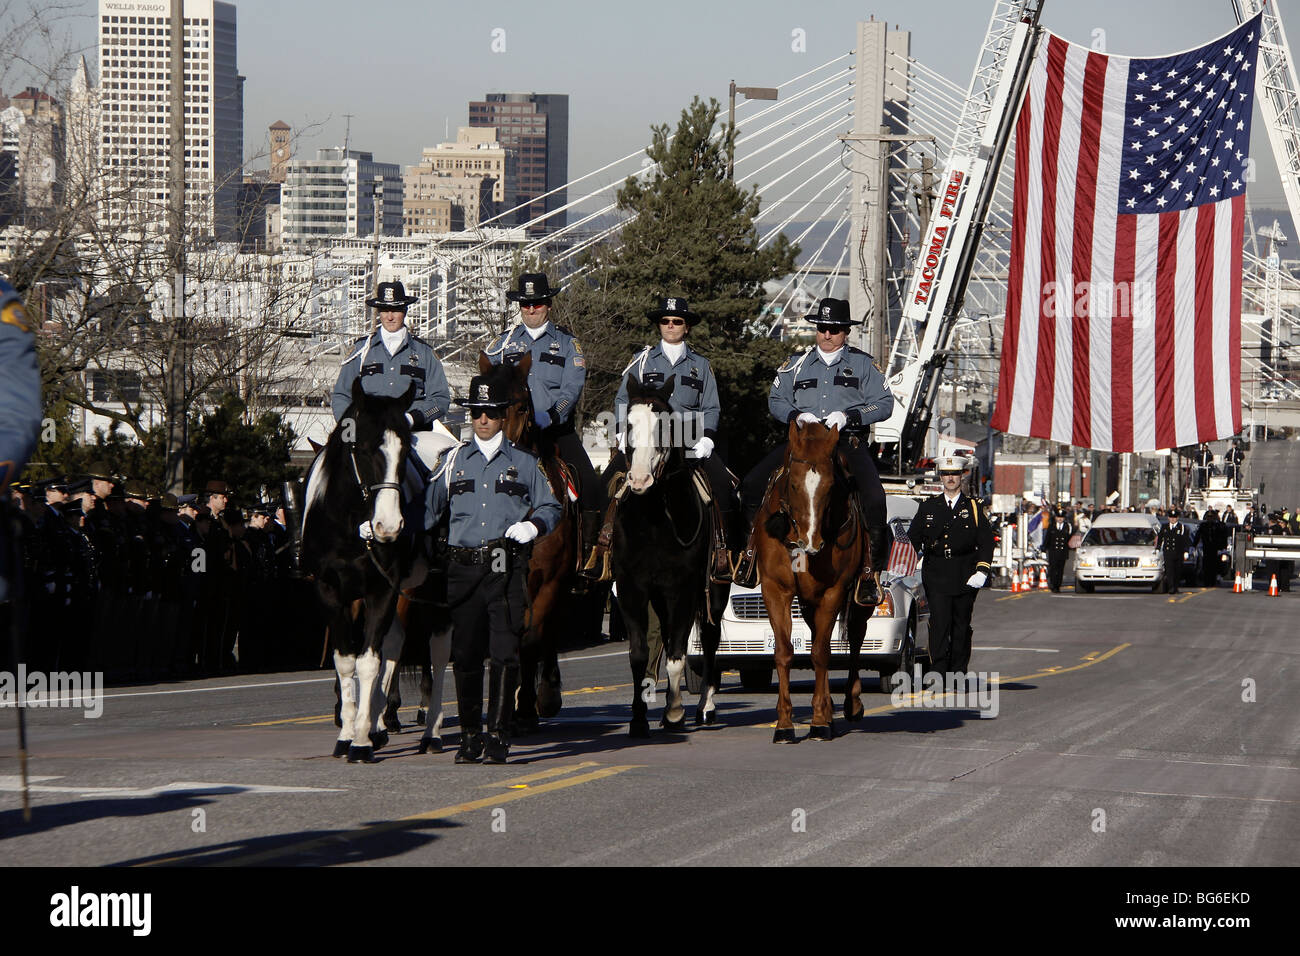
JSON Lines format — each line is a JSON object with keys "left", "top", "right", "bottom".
{"left": 426, "top": 372, "right": 562, "bottom": 765}
{"left": 735, "top": 298, "right": 894, "bottom": 603}
{"left": 487, "top": 273, "right": 604, "bottom": 566}
{"left": 331, "top": 280, "right": 453, "bottom": 474}
{"left": 599, "top": 296, "right": 738, "bottom": 579}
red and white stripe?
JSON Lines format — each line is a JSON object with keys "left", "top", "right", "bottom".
{"left": 888, "top": 537, "right": 918, "bottom": 577}
{"left": 991, "top": 33, "right": 1244, "bottom": 452}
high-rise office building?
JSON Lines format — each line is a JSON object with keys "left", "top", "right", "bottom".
{"left": 280, "top": 147, "right": 402, "bottom": 249}
{"left": 468, "top": 92, "right": 567, "bottom": 231}
{"left": 403, "top": 127, "right": 512, "bottom": 234}
{"left": 96, "top": 0, "right": 243, "bottom": 238}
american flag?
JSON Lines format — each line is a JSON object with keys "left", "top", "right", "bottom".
{"left": 888, "top": 536, "right": 918, "bottom": 576}
{"left": 991, "top": 15, "right": 1261, "bottom": 452}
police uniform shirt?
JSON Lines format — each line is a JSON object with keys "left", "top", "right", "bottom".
{"left": 426, "top": 436, "right": 562, "bottom": 548}
{"left": 330, "top": 329, "right": 450, "bottom": 428}
{"left": 485, "top": 323, "right": 586, "bottom": 427}
{"left": 907, "top": 491, "right": 995, "bottom": 595}
{"left": 615, "top": 342, "right": 721, "bottom": 441}
{"left": 0, "top": 279, "right": 42, "bottom": 493}
{"left": 768, "top": 345, "right": 893, "bottom": 430}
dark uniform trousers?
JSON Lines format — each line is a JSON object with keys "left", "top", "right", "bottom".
{"left": 908, "top": 494, "right": 994, "bottom": 675}
{"left": 1043, "top": 524, "right": 1073, "bottom": 592}
{"left": 1158, "top": 524, "right": 1189, "bottom": 594}
{"left": 447, "top": 557, "right": 528, "bottom": 735}
{"left": 743, "top": 436, "right": 888, "bottom": 553}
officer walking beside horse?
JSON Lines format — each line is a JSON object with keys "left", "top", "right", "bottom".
{"left": 426, "top": 371, "right": 561, "bottom": 765}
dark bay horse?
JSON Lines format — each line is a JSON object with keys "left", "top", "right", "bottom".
{"left": 301, "top": 379, "right": 426, "bottom": 762}
{"left": 753, "top": 419, "right": 874, "bottom": 742}
{"left": 480, "top": 351, "right": 576, "bottom": 732}
{"left": 615, "top": 376, "right": 726, "bottom": 737}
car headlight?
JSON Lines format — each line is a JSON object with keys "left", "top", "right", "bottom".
{"left": 1183, "top": 551, "right": 1190, "bottom": 560}
{"left": 1139, "top": 556, "right": 1160, "bottom": 568}
{"left": 872, "top": 590, "right": 895, "bottom": 618}
{"left": 1076, "top": 550, "right": 1095, "bottom": 568}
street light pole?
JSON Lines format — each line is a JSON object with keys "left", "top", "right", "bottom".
{"left": 727, "top": 82, "right": 778, "bottom": 179}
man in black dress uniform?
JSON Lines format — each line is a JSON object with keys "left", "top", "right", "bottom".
{"left": 1042, "top": 507, "right": 1074, "bottom": 593}
{"left": 1157, "top": 510, "right": 1190, "bottom": 594}
{"left": 907, "top": 456, "right": 995, "bottom": 675}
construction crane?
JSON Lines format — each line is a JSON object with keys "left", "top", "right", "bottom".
{"left": 873, "top": 0, "right": 1046, "bottom": 472}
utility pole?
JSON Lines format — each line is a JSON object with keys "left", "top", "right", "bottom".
{"left": 164, "top": 0, "right": 187, "bottom": 494}
{"left": 367, "top": 175, "right": 383, "bottom": 337}
{"left": 727, "top": 81, "right": 778, "bottom": 179}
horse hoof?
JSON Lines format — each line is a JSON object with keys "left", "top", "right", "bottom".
{"left": 370, "top": 730, "right": 389, "bottom": 751}
{"left": 660, "top": 715, "right": 687, "bottom": 733}
{"left": 808, "top": 724, "right": 835, "bottom": 741}
{"left": 704, "top": 710, "right": 719, "bottom": 726}
{"left": 382, "top": 715, "right": 402, "bottom": 734}
{"left": 347, "top": 745, "right": 374, "bottom": 764}
{"left": 414, "top": 709, "right": 426, "bottom": 726}
{"left": 772, "top": 727, "right": 799, "bottom": 744}
{"left": 417, "top": 736, "right": 443, "bottom": 755}
{"left": 629, "top": 719, "right": 651, "bottom": 739}
{"left": 332, "top": 739, "right": 351, "bottom": 758}
{"left": 537, "top": 693, "right": 563, "bottom": 720}
{"left": 844, "top": 703, "right": 864, "bottom": 723}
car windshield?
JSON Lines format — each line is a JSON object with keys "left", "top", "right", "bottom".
{"left": 1083, "top": 526, "right": 1156, "bottom": 546}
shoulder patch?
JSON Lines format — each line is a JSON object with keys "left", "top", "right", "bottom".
{"left": 1, "top": 302, "right": 32, "bottom": 334}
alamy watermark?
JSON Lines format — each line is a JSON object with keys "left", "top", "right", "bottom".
{"left": 0, "top": 666, "right": 104, "bottom": 719}
{"left": 888, "top": 666, "right": 999, "bottom": 718}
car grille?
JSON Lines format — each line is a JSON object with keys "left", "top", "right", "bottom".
{"left": 1102, "top": 557, "right": 1139, "bottom": 568}
{"left": 730, "top": 594, "right": 803, "bottom": 621}
{"left": 714, "top": 633, "right": 892, "bottom": 655}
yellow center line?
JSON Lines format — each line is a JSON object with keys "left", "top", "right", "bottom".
{"left": 994, "top": 643, "right": 1130, "bottom": 684}
{"left": 138, "top": 763, "right": 643, "bottom": 868}
{"left": 476, "top": 761, "right": 601, "bottom": 789}
{"left": 1172, "top": 588, "right": 1211, "bottom": 604}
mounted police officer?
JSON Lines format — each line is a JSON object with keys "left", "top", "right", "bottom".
{"left": 599, "top": 296, "right": 738, "bottom": 577}
{"left": 487, "top": 273, "right": 603, "bottom": 565}
{"left": 331, "top": 280, "right": 454, "bottom": 474}
{"left": 735, "top": 298, "right": 894, "bottom": 602}
{"left": 426, "top": 372, "right": 562, "bottom": 765}
{"left": 907, "top": 456, "right": 994, "bottom": 675}
{"left": 1042, "top": 506, "right": 1073, "bottom": 592}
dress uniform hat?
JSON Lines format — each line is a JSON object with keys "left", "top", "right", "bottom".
{"left": 647, "top": 296, "right": 698, "bottom": 324}
{"left": 177, "top": 493, "right": 198, "bottom": 508}
{"left": 365, "top": 280, "right": 418, "bottom": 309}
{"left": 804, "top": 297, "right": 862, "bottom": 327}
{"left": 204, "top": 479, "right": 230, "bottom": 495}
{"left": 159, "top": 492, "right": 179, "bottom": 511}
{"left": 85, "top": 460, "right": 116, "bottom": 482}
{"left": 505, "top": 273, "right": 556, "bottom": 304}
{"left": 936, "top": 455, "right": 971, "bottom": 474}
{"left": 457, "top": 374, "right": 513, "bottom": 411}
{"left": 124, "top": 478, "right": 150, "bottom": 499}
{"left": 68, "top": 477, "right": 94, "bottom": 495}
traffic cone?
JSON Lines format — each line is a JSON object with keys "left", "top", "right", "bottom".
{"left": 1270, "top": 574, "right": 1279, "bottom": 597}
{"left": 1021, "top": 567, "right": 1031, "bottom": 591}
{"left": 1233, "top": 571, "right": 1242, "bottom": 593}
{"left": 1011, "top": 568, "right": 1020, "bottom": 593}
{"left": 1038, "top": 566, "right": 1049, "bottom": 590}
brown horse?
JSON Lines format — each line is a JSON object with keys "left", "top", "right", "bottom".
{"left": 477, "top": 351, "right": 577, "bottom": 731}
{"left": 753, "top": 419, "right": 875, "bottom": 742}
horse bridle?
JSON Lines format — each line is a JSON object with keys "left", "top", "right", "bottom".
{"left": 775, "top": 452, "right": 855, "bottom": 551}
{"left": 345, "top": 440, "right": 404, "bottom": 590}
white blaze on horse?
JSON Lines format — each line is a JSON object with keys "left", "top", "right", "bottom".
{"left": 301, "top": 378, "right": 454, "bottom": 762}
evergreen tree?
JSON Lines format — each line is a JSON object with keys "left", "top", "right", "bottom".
{"left": 562, "top": 97, "right": 799, "bottom": 473}
{"left": 186, "top": 393, "right": 299, "bottom": 502}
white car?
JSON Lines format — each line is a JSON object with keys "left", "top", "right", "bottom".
{"left": 688, "top": 495, "right": 930, "bottom": 693}
{"left": 1073, "top": 512, "right": 1164, "bottom": 592}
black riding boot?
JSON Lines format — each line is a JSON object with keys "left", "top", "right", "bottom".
{"left": 454, "top": 669, "right": 484, "bottom": 764}
{"left": 484, "top": 661, "right": 518, "bottom": 764}
{"left": 733, "top": 497, "right": 763, "bottom": 589}
{"left": 855, "top": 523, "right": 893, "bottom": 607}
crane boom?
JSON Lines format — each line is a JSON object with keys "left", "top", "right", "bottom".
{"left": 874, "top": 0, "right": 1045, "bottom": 470}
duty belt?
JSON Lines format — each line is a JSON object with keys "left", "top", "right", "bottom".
{"left": 444, "top": 539, "right": 529, "bottom": 566}
{"left": 940, "top": 546, "right": 975, "bottom": 559}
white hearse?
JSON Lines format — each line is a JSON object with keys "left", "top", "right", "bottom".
{"left": 1072, "top": 512, "right": 1164, "bottom": 592}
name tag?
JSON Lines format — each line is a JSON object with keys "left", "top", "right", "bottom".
{"left": 360, "top": 363, "right": 384, "bottom": 378}
{"left": 793, "top": 378, "right": 818, "bottom": 392}
{"left": 539, "top": 352, "right": 566, "bottom": 367}
{"left": 495, "top": 479, "right": 529, "bottom": 499}
{"left": 681, "top": 376, "right": 704, "bottom": 392}
{"left": 449, "top": 479, "right": 474, "bottom": 497}
{"left": 833, "top": 372, "right": 860, "bottom": 389}
{"left": 641, "top": 371, "right": 665, "bottom": 387}
{"left": 399, "top": 364, "right": 426, "bottom": 381}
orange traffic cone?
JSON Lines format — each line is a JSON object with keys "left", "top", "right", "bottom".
{"left": 1269, "top": 574, "right": 1279, "bottom": 597}
{"left": 1011, "top": 568, "right": 1020, "bottom": 593}
{"left": 1038, "top": 566, "right": 1049, "bottom": 590}
{"left": 1233, "top": 572, "right": 1242, "bottom": 593}
{"left": 1021, "top": 567, "right": 1031, "bottom": 591}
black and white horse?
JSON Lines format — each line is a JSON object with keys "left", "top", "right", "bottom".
{"left": 614, "top": 377, "right": 727, "bottom": 737}
{"left": 301, "top": 379, "right": 449, "bottom": 762}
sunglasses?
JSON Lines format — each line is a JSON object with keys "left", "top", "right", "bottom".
{"left": 658, "top": 317, "right": 687, "bottom": 327}
{"left": 472, "top": 408, "right": 506, "bottom": 420}
{"left": 521, "top": 302, "right": 549, "bottom": 311}
{"left": 816, "top": 324, "right": 847, "bottom": 335}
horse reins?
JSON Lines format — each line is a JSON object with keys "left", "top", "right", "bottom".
{"left": 346, "top": 443, "right": 405, "bottom": 589}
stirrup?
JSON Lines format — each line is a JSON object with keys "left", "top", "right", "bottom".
{"left": 733, "top": 547, "right": 758, "bottom": 589}
{"left": 710, "top": 546, "right": 733, "bottom": 585}
{"left": 581, "top": 544, "right": 613, "bottom": 583}
{"left": 853, "top": 570, "right": 881, "bottom": 608}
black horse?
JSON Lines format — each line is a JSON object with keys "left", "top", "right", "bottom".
{"left": 614, "top": 376, "right": 726, "bottom": 737}
{"left": 301, "top": 379, "right": 424, "bottom": 763}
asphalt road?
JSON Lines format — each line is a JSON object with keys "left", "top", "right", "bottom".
{"left": 2, "top": 578, "right": 1297, "bottom": 868}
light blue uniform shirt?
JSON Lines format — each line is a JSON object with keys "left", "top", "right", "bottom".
{"left": 485, "top": 323, "right": 586, "bottom": 427}
{"left": 426, "top": 437, "right": 562, "bottom": 548}
{"left": 768, "top": 345, "right": 893, "bottom": 431}
{"left": 615, "top": 342, "right": 721, "bottom": 441}
{"left": 330, "top": 330, "right": 450, "bottom": 428}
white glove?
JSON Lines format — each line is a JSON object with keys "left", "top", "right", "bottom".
{"left": 505, "top": 521, "right": 539, "bottom": 544}
{"left": 358, "top": 520, "right": 374, "bottom": 540}
{"left": 966, "top": 571, "right": 987, "bottom": 589}
{"left": 691, "top": 436, "right": 715, "bottom": 459}
{"left": 617, "top": 431, "right": 627, "bottom": 452}
{"left": 796, "top": 412, "right": 819, "bottom": 426}
{"left": 824, "top": 411, "right": 847, "bottom": 431}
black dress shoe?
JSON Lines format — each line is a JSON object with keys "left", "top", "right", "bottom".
{"left": 483, "top": 733, "right": 510, "bottom": 764}
{"left": 455, "top": 733, "right": 484, "bottom": 764}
